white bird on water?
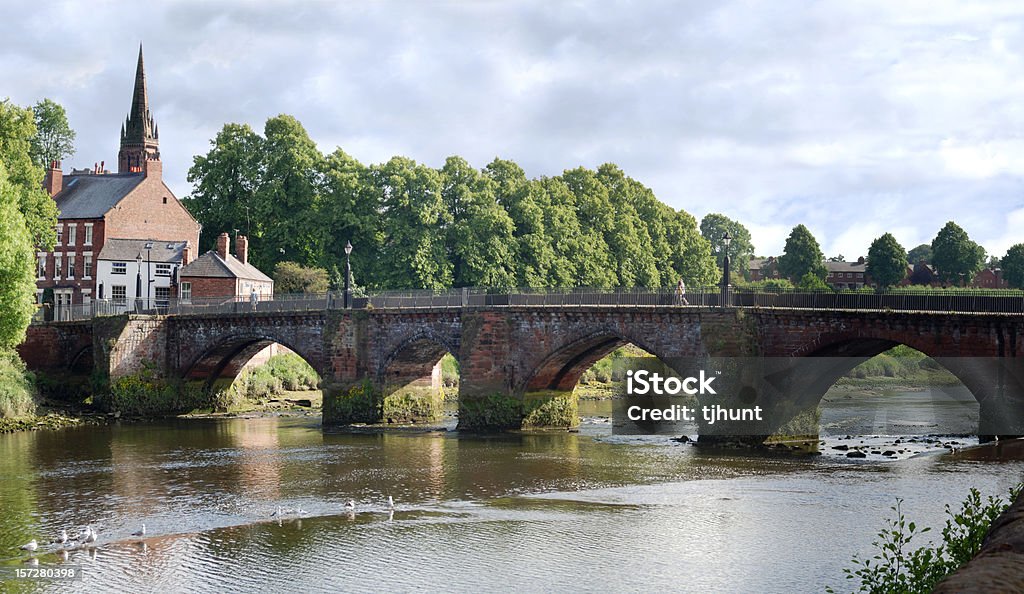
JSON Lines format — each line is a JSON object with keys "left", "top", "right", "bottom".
{"left": 344, "top": 500, "right": 356, "bottom": 510}
{"left": 54, "top": 529, "right": 68, "bottom": 545}
{"left": 131, "top": 524, "right": 146, "bottom": 537}
{"left": 387, "top": 496, "right": 395, "bottom": 509}
{"left": 19, "top": 539, "right": 38, "bottom": 552}
{"left": 84, "top": 526, "right": 97, "bottom": 544}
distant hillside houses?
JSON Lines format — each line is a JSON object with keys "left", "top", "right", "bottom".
{"left": 748, "top": 257, "right": 1008, "bottom": 289}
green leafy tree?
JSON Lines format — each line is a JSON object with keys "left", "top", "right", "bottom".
{"left": 1002, "top": 244, "right": 1024, "bottom": 289}
{"left": 372, "top": 156, "right": 452, "bottom": 290}
{"left": 272, "top": 261, "right": 329, "bottom": 294}
{"left": 866, "top": 233, "right": 908, "bottom": 288}
{"left": 777, "top": 224, "right": 827, "bottom": 283}
{"left": 185, "top": 123, "right": 264, "bottom": 254}
{"left": 930, "top": 222, "right": 985, "bottom": 285}
{"left": 30, "top": 98, "right": 76, "bottom": 168}
{"left": 317, "top": 148, "right": 376, "bottom": 285}
{"left": 907, "top": 243, "right": 932, "bottom": 264}
{"left": 700, "top": 214, "right": 755, "bottom": 274}
{"left": 487, "top": 159, "right": 561, "bottom": 287}
{"left": 440, "top": 156, "right": 517, "bottom": 288}
{"left": 256, "top": 115, "right": 324, "bottom": 269}
{"left": 827, "top": 254, "right": 846, "bottom": 262}
{"left": 0, "top": 161, "right": 36, "bottom": 349}
{"left": 0, "top": 99, "right": 57, "bottom": 249}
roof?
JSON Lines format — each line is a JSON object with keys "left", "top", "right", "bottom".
{"left": 180, "top": 250, "right": 273, "bottom": 282}
{"left": 97, "top": 238, "right": 188, "bottom": 263}
{"left": 825, "top": 260, "right": 867, "bottom": 273}
{"left": 54, "top": 173, "right": 145, "bottom": 219}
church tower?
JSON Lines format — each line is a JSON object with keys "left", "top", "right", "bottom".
{"left": 118, "top": 44, "right": 160, "bottom": 174}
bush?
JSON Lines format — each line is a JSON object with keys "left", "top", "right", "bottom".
{"left": 0, "top": 351, "right": 35, "bottom": 418}
{"left": 101, "top": 373, "right": 207, "bottom": 416}
{"left": 273, "top": 261, "right": 329, "bottom": 294}
{"left": 832, "top": 484, "right": 1024, "bottom": 593}
{"left": 231, "top": 353, "right": 319, "bottom": 401}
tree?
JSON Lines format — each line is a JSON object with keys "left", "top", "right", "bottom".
{"left": 440, "top": 156, "right": 517, "bottom": 288}
{"left": 30, "top": 98, "right": 76, "bottom": 168}
{"left": 931, "top": 222, "right": 985, "bottom": 285}
{"left": 372, "top": 156, "right": 452, "bottom": 290}
{"left": 272, "top": 261, "right": 329, "bottom": 294}
{"left": 700, "top": 213, "right": 755, "bottom": 276}
{"left": 777, "top": 224, "right": 827, "bottom": 283}
{"left": 866, "top": 233, "right": 908, "bottom": 289}
{"left": 0, "top": 100, "right": 57, "bottom": 249}
{"left": 1003, "top": 244, "right": 1024, "bottom": 289}
{"left": 827, "top": 254, "right": 846, "bottom": 262}
{"left": 0, "top": 160, "right": 36, "bottom": 349}
{"left": 185, "top": 123, "right": 264, "bottom": 254}
{"left": 907, "top": 243, "right": 932, "bottom": 264}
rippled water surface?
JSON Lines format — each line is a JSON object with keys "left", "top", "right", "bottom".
{"left": 1, "top": 396, "right": 1021, "bottom": 593}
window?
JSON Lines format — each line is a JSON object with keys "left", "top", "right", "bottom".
{"left": 155, "top": 263, "right": 171, "bottom": 277}
{"left": 56, "top": 224, "right": 63, "bottom": 246}
{"left": 155, "top": 286, "right": 170, "bottom": 307}
{"left": 84, "top": 224, "right": 93, "bottom": 246}
{"left": 36, "top": 290, "right": 43, "bottom": 305}
{"left": 67, "top": 255, "right": 76, "bottom": 279}
{"left": 54, "top": 254, "right": 63, "bottom": 279}
{"left": 82, "top": 289, "right": 92, "bottom": 307}
{"left": 112, "top": 262, "right": 127, "bottom": 275}
{"left": 67, "top": 224, "right": 77, "bottom": 246}
{"left": 84, "top": 253, "right": 93, "bottom": 279}
{"left": 37, "top": 253, "right": 46, "bottom": 279}
{"left": 162, "top": 196, "right": 168, "bottom": 204}
{"left": 111, "top": 285, "right": 127, "bottom": 305}
{"left": 180, "top": 282, "right": 192, "bottom": 303}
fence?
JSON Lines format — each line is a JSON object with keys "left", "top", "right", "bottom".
{"left": 31, "top": 286, "right": 1024, "bottom": 323}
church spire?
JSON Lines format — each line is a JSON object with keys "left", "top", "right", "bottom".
{"left": 118, "top": 43, "right": 160, "bottom": 174}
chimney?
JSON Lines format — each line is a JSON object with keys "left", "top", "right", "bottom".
{"left": 143, "top": 157, "right": 162, "bottom": 179}
{"left": 235, "top": 235, "right": 249, "bottom": 265}
{"left": 216, "top": 233, "right": 230, "bottom": 260}
{"left": 43, "top": 161, "right": 63, "bottom": 196}
{"left": 182, "top": 242, "right": 191, "bottom": 266}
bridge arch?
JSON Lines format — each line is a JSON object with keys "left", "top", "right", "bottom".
{"left": 520, "top": 328, "right": 673, "bottom": 394}
{"left": 375, "top": 331, "right": 459, "bottom": 424}
{"left": 181, "top": 332, "right": 324, "bottom": 389}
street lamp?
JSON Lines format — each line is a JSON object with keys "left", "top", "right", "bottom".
{"left": 135, "top": 252, "right": 143, "bottom": 312}
{"left": 344, "top": 240, "right": 353, "bottom": 309}
{"left": 721, "top": 231, "right": 732, "bottom": 309}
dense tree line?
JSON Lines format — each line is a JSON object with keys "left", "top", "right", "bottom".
{"left": 184, "top": 115, "right": 719, "bottom": 290}
{"left": 0, "top": 99, "right": 60, "bottom": 349}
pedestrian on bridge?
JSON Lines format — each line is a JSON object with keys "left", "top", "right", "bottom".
{"left": 675, "top": 278, "right": 688, "bottom": 306}
{"left": 251, "top": 288, "right": 259, "bottom": 312}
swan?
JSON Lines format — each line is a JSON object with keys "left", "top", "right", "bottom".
{"left": 54, "top": 529, "right": 68, "bottom": 545}
{"left": 19, "top": 539, "right": 38, "bottom": 552}
{"left": 131, "top": 524, "right": 146, "bottom": 537}
{"left": 344, "top": 500, "right": 355, "bottom": 510}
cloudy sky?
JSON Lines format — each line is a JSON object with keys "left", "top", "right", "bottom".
{"left": 3, "top": 0, "right": 1024, "bottom": 258}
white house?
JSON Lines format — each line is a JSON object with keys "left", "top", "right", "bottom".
{"left": 95, "top": 238, "right": 189, "bottom": 312}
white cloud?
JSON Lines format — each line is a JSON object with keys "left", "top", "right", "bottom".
{"left": 3, "top": 0, "right": 1024, "bottom": 260}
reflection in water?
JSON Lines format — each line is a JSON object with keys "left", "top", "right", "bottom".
{"left": 0, "top": 398, "right": 1019, "bottom": 593}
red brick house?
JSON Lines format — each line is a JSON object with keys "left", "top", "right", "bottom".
{"left": 37, "top": 45, "right": 200, "bottom": 317}
{"left": 179, "top": 233, "right": 273, "bottom": 301}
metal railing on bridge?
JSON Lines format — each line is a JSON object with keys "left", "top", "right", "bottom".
{"left": 31, "top": 286, "right": 1024, "bottom": 323}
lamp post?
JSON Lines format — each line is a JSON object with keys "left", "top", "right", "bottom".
{"left": 721, "top": 231, "right": 732, "bottom": 309}
{"left": 135, "top": 252, "right": 143, "bottom": 312}
{"left": 344, "top": 240, "right": 353, "bottom": 309}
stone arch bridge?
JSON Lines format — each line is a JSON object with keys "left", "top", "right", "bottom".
{"left": 19, "top": 304, "right": 1024, "bottom": 440}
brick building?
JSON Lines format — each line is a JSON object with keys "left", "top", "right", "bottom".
{"left": 179, "top": 233, "right": 273, "bottom": 301}
{"left": 36, "top": 45, "right": 200, "bottom": 319}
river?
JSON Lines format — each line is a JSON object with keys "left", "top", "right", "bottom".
{"left": 0, "top": 389, "right": 1021, "bottom": 593}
